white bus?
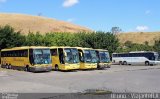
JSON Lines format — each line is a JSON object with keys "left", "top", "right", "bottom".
{"left": 112, "top": 51, "right": 160, "bottom": 66}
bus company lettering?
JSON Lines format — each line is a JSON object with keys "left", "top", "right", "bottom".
{"left": 13, "top": 58, "right": 24, "bottom": 62}
{"left": 131, "top": 93, "right": 159, "bottom": 99}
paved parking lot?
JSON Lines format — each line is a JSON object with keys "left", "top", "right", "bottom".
{"left": 0, "top": 65, "right": 160, "bottom": 93}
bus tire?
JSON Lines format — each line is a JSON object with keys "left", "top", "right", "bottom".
{"left": 145, "top": 61, "right": 150, "bottom": 66}
{"left": 97, "top": 65, "right": 103, "bottom": 70}
{"left": 8, "top": 64, "right": 11, "bottom": 69}
{"left": 123, "top": 61, "right": 127, "bottom": 65}
{"left": 55, "top": 65, "right": 59, "bottom": 71}
{"left": 150, "top": 64, "right": 154, "bottom": 66}
{"left": 119, "top": 61, "right": 122, "bottom": 65}
{"left": 6, "top": 64, "right": 10, "bottom": 69}
{"left": 25, "top": 65, "right": 30, "bottom": 72}
{"left": 6, "top": 64, "right": 8, "bottom": 69}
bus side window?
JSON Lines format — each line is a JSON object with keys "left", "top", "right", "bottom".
{"left": 29, "top": 49, "right": 34, "bottom": 65}
{"left": 4, "top": 52, "right": 7, "bottom": 57}
{"left": 51, "top": 49, "right": 57, "bottom": 56}
{"left": 4, "top": 52, "right": 6, "bottom": 57}
{"left": 14, "top": 50, "right": 18, "bottom": 57}
{"left": 13, "top": 51, "right": 16, "bottom": 57}
{"left": 17, "top": 50, "right": 21, "bottom": 57}
{"left": 1, "top": 52, "right": 4, "bottom": 57}
{"left": 23, "top": 50, "right": 28, "bottom": 57}
{"left": 58, "top": 48, "right": 64, "bottom": 64}
{"left": 8, "top": 51, "right": 10, "bottom": 57}
{"left": 19, "top": 50, "right": 22, "bottom": 57}
{"left": 78, "top": 49, "right": 84, "bottom": 62}
{"left": 96, "top": 51, "right": 100, "bottom": 62}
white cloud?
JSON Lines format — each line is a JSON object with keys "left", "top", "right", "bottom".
{"left": 0, "top": 0, "right": 7, "bottom": 3}
{"left": 145, "top": 10, "right": 151, "bottom": 14}
{"left": 67, "top": 18, "right": 75, "bottom": 22}
{"left": 136, "top": 26, "right": 149, "bottom": 31}
{"left": 63, "top": 0, "right": 79, "bottom": 8}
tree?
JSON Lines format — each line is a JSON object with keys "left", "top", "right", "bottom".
{"left": 144, "top": 41, "right": 149, "bottom": 46}
{"left": 111, "top": 27, "right": 122, "bottom": 34}
{"left": 153, "top": 39, "right": 160, "bottom": 52}
{"left": 0, "top": 25, "right": 25, "bottom": 49}
{"left": 25, "top": 32, "right": 45, "bottom": 46}
{"left": 76, "top": 32, "right": 119, "bottom": 53}
{"left": 117, "top": 40, "right": 153, "bottom": 53}
{"left": 124, "top": 41, "right": 133, "bottom": 48}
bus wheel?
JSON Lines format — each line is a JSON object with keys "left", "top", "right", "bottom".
{"left": 8, "top": 64, "right": 12, "bottom": 69}
{"left": 6, "top": 64, "right": 8, "bottom": 69}
{"left": 25, "top": 66, "right": 30, "bottom": 72}
{"left": 55, "top": 65, "right": 59, "bottom": 71}
{"left": 145, "top": 61, "right": 150, "bottom": 66}
{"left": 119, "top": 61, "right": 122, "bottom": 65}
{"left": 123, "top": 61, "right": 127, "bottom": 65}
{"left": 97, "top": 65, "right": 101, "bottom": 70}
{"left": 6, "top": 64, "right": 10, "bottom": 69}
{"left": 150, "top": 64, "right": 154, "bottom": 66}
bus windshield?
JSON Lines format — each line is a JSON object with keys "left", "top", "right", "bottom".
{"left": 99, "top": 51, "right": 110, "bottom": 63}
{"left": 84, "top": 50, "right": 98, "bottom": 63}
{"left": 64, "top": 48, "right": 79, "bottom": 64}
{"left": 154, "top": 52, "right": 159, "bottom": 61}
{"left": 33, "top": 49, "right": 51, "bottom": 64}
{"left": 158, "top": 53, "right": 160, "bottom": 61}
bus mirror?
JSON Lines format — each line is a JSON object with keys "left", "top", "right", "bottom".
{"left": 64, "top": 52, "right": 67, "bottom": 57}
{"left": 80, "top": 52, "right": 83, "bottom": 57}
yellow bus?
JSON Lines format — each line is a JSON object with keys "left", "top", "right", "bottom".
{"left": 50, "top": 47, "right": 80, "bottom": 71}
{"left": 76, "top": 47, "right": 98, "bottom": 69}
{"left": 95, "top": 49, "right": 111, "bottom": 69}
{"left": 1, "top": 46, "right": 52, "bottom": 72}
{"left": 0, "top": 50, "right": 1, "bottom": 65}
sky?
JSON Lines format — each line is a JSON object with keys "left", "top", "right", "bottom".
{"left": 0, "top": 0, "right": 160, "bottom": 32}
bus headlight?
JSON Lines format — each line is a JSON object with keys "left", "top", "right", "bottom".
{"left": 65, "top": 63, "right": 69, "bottom": 66}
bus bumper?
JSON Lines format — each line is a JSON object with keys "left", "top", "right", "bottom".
{"left": 62, "top": 64, "right": 80, "bottom": 71}
{"left": 80, "top": 63, "right": 97, "bottom": 70}
{"left": 30, "top": 66, "right": 52, "bottom": 72}
{"left": 150, "top": 61, "right": 160, "bottom": 65}
{"left": 98, "top": 63, "right": 111, "bottom": 69}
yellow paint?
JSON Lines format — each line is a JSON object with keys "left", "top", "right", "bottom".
{"left": 50, "top": 47, "right": 80, "bottom": 71}
{"left": 76, "top": 47, "right": 98, "bottom": 70}
{"left": 1, "top": 46, "right": 52, "bottom": 70}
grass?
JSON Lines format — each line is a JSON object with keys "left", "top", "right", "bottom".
{"left": 0, "top": 13, "right": 91, "bottom": 35}
{"left": 117, "top": 32, "right": 160, "bottom": 45}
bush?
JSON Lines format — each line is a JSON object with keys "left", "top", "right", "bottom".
{"left": 153, "top": 39, "right": 160, "bottom": 52}
{"left": 0, "top": 25, "right": 25, "bottom": 49}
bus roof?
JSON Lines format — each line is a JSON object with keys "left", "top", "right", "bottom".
{"left": 1, "top": 46, "right": 50, "bottom": 51}
{"left": 75, "top": 47, "right": 93, "bottom": 50}
{"left": 113, "top": 51, "right": 157, "bottom": 54}
{"left": 50, "top": 46, "right": 93, "bottom": 50}
{"left": 50, "top": 46, "right": 76, "bottom": 49}
{"left": 95, "top": 49, "right": 108, "bottom": 52}
{"left": 129, "top": 51, "right": 156, "bottom": 53}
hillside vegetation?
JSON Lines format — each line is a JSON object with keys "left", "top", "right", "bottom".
{"left": 0, "top": 25, "right": 119, "bottom": 53}
{"left": 0, "top": 25, "right": 160, "bottom": 52}
{"left": 0, "top": 13, "right": 160, "bottom": 46}
{"left": 0, "top": 13, "right": 91, "bottom": 34}
{"left": 117, "top": 32, "right": 160, "bottom": 45}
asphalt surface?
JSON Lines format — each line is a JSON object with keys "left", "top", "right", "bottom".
{"left": 0, "top": 65, "right": 160, "bottom": 93}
